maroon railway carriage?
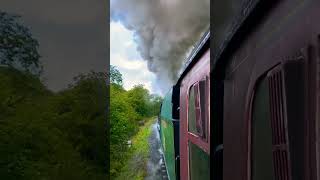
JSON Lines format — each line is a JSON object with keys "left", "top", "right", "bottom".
{"left": 179, "top": 38, "right": 210, "bottom": 180}
{"left": 213, "top": 0, "right": 320, "bottom": 180}
{"left": 173, "top": 31, "right": 210, "bottom": 180}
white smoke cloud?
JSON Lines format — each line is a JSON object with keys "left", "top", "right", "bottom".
{"left": 111, "top": 0, "right": 210, "bottom": 92}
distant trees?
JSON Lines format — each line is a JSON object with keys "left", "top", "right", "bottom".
{"left": 0, "top": 11, "right": 42, "bottom": 76}
{"left": 149, "top": 94, "right": 163, "bottom": 116}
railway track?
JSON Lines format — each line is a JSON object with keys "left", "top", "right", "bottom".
{"left": 159, "top": 156, "right": 169, "bottom": 180}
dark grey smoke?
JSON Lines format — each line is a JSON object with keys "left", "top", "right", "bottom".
{"left": 111, "top": 0, "right": 210, "bottom": 92}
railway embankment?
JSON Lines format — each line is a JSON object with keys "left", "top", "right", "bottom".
{"left": 145, "top": 121, "right": 165, "bottom": 180}
{"left": 115, "top": 117, "right": 159, "bottom": 180}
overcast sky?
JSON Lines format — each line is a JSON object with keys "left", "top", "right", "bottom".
{"left": 0, "top": 0, "right": 108, "bottom": 91}
{"left": 110, "top": 21, "right": 161, "bottom": 95}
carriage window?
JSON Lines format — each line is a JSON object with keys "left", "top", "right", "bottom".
{"left": 251, "top": 77, "right": 274, "bottom": 180}
{"left": 189, "top": 142, "right": 210, "bottom": 180}
{"left": 188, "top": 78, "right": 207, "bottom": 139}
{"left": 199, "top": 79, "right": 207, "bottom": 139}
{"left": 188, "top": 85, "right": 197, "bottom": 133}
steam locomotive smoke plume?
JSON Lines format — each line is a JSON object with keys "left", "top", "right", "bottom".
{"left": 111, "top": 0, "right": 210, "bottom": 92}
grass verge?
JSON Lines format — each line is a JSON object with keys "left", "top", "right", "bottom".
{"left": 115, "top": 117, "right": 155, "bottom": 180}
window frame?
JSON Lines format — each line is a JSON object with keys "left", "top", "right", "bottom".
{"left": 187, "top": 76, "right": 210, "bottom": 154}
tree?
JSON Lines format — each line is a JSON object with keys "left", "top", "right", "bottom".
{"left": 0, "top": 11, "right": 42, "bottom": 76}
{"left": 71, "top": 71, "right": 107, "bottom": 88}
{"left": 126, "top": 84, "right": 150, "bottom": 118}
{"left": 58, "top": 71, "right": 109, "bottom": 173}
{"left": 149, "top": 94, "right": 163, "bottom": 115}
{"left": 110, "top": 82, "right": 139, "bottom": 178}
{"left": 0, "top": 68, "right": 109, "bottom": 180}
{"left": 110, "top": 65, "right": 123, "bottom": 86}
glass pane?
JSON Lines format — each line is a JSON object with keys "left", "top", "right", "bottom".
{"left": 189, "top": 142, "right": 210, "bottom": 180}
{"left": 194, "top": 83, "right": 203, "bottom": 137}
{"left": 252, "top": 77, "right": 275, "bottom": 180}
{"left": 195, "top": 107, "right": 202, "bottom": 135}
{"left": 188, "top": 85, "right": 197, "bottom": 133}
{"left": 199, "top": 79, "right": 206, "bottom": 139}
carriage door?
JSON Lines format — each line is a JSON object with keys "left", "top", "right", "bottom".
{"left": 180, "top": 49, "right": 210, "bottom": 180}
{"left": 187, "top": 76, "right": 210, "bottom": 180}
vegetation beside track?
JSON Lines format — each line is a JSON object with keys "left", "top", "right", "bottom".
{"left": 110, "top": 66, "right": 162, "bottom": 179}
{"left": 115, "top": 118, "right": 155, "bottom": 180}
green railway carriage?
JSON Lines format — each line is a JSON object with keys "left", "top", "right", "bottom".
{"left": 159, "top": 87, "right": 180, "bottom": 180}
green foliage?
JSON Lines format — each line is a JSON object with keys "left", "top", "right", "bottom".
{"left": 115, "top": 119, "right": 154, "bottom": 180}
{"left": 127, "top": 84, "right": 150, "bottom": 118}
{"left": 148, "top": 94, "right": 163, "bottom": 116}
{"left": 109, "top": 67, "right": 162, "bottom": 179}
{"left": 0, "top": 68, "right": 108, "bottom": 180}
{"left": 57, "top": 71, "right": 108, "bottom": 171}
{"left": 110, "top": 65, "right": 123, "bottom": 86}
{"left": 0, "top": 11, "right": 42, "bottom": 76}
{"left": 110, "top": 84, "right": 139, "bottom": 177}
{"left": 0, "top": 64, "right": 161, "bottom": 179}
